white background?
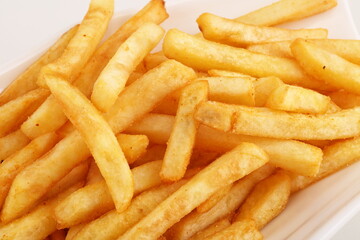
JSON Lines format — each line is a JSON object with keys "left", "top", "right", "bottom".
{"left": 0, "top": 0, "right": 360, "bottom": 239}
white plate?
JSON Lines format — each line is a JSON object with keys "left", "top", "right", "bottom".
{"left": 1, "top": 0, "right": 359, "bottom": 239}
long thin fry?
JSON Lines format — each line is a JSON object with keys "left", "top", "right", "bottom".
{"left": 0, "top": 26, "right": 78, "bottom": 105}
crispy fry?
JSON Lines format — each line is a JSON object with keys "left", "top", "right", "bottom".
{"left": 73, "top": 181, "right": 186, "bottom": 240}
{"left": 196, "top": 101, "right": 360, "bottom": 141}
{"left": 0, "top": 133, "right": 58, "bottom": 209}
{"left": 131, "top": 144, "right": 166, "bottom": 167}
{"left": 2, "top": 60, "right": 194, "bottom": 223}
{"left": 235, "top": 172, "right": 291, "bottom": 229}
{"left": 127, "top": 113, "right": 323, "bottom": 176}
{"left": 254, "top": 76, "right": 284, "bottom": 107}
{"left": 0, "top": 183, "right": 82, "bottom": 240}
{"left": 0, "top": 26, "right": 78, "bottom": 105}
{"left": 198, "top": 13, "right": 327, "bottom": 47}
{"left": 197, "top": 183, "right": 233, "bottom": 213}
{"left": 163, "top": 29, "right": 326, "bottom": 90}
{"left": 0, "top": 89, "right": 49, "bottom": 137}
{"left": 291, "top": 137, "right": 360, "bottom": 192}
{"left": 161, "top": 81, "right": 208, "bottom": 181}
{"left": 120, "top": 143, "right": 269, "bottom": 239}
{"left": 116, "top": 134, "right": 149, "bottom": 164}
{"left": 235, "top": 0, "right": 337, "bottom": 26}
{"left": 21, "top": 0, "right": 169, "bottom": 139}
{"left": 92, "top": 23, "right": 165, "bottom": 112}
{"left": 46, "top": 77, "right": 133, "bottom": 212}
{"left": 329, "top": 90, "right": 360, "bottom": 109}
{"left": 37, "top": 0, "right": 114, "bottom": 87}
{"left": 292, "top": 39, "right": 360, "bottom": 95}
{"left": 207, "top": 219, "right": 263, "bottom": 240}
{"left": 0, "top": 130, "right": 30, "bottom": 161}
{"left": 54, "top": 160, "right": 163, "bottom": 228}
{"left": 188, "top": 218, "right": 231, "bottom": 240}
{"left": 166, "top": 164, "right": 274, "bottom": 240}
{"left": 265, "top": 84, "right": 331, "bottom": 114}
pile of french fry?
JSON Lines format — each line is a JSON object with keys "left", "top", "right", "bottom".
{"left": 1, "top": 0, "right": 360, "bottom": 239}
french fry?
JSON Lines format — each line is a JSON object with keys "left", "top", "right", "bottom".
{"left": 163, "top": 29, "right": 327, "bottom": 90}
{"left": 291, "top": 137, "right": 360, "bottom": 193}
{"left": 37, "top": 0, "right": 114, "bottom": 87}
{"left": 73, "top": 181, "right": 187, "bottom": 240}
{"left": 0, "top": 89, "right": 49, "bottom": 137}
{"left": 144, "top": 51, "right": 169, "bottom": 70}
{"left": 161, "top": 81, "right": 208, "bottom": 182}
{"left": 247, "top": 41, "right": 293, "bottom": 58}
{"left": 254, "top": 76, "right": 284, "bottom": 107}
{"left": 329, "top": 90, "right": 360, "bottom": 109}
{"left": 116, "top": 134, "right": 149, "bottom": 164}
{"left": 0, "top": 130, "right": 30, "bottom": 161}
{"left": 197, "top": 183, "right": 233, "bottom": 213}
{"left": 265, "top": 84, "right": 331, "bottom": 114}
{"left": 91, "top": 23, "right": 165, "bottom": 112}
{"left": 2, "top": 60, "right": 194, "bottom": 223}
{"left": 235, "top": 172, "right": 291, "bottom": 229}
{"left": 50, "top": 230, "right": 66, "bottom": 240}
{"left": 126, "top": 113, "right": 323, "bottom": 176}
{"left": 65, "top": 224, "right": 86, "bottom": 240}
{"left": 54, "top": 160, "right": 163, "bottom": 228}
{"left": 46, "top": 77, "right": 133, "bottom": 213}
{"left": 120, "top": 143, "right": 269, "bottom": 239}
{"left": 0, "top": 183, "right": 83, "bottom": 240}
{"left": 235, "top": 0, "right": 337, "bottom": 26}
{"left": 199, "top": 77, "right": 255, "bottom": 106}
{"left": 21, "top": 0, "right": 169, "bottom": 139}
{"left": 0, "top": 26, "right": 78, "bottom": 105}
{"left": 208, "top": 69, "right": 255, "bottom": 79}
{"left": 188, "top": 218, "right": 231, "bottom": 240}
{"left": 198, "top": 13, "right": 327, "bottom": 47}
{"left": 0, "top": 133, "right": 58, "bottom": 209}
{"left": 206, "top": 219, "right": 263, "bottom": 240}
{"left": 131, "top": 144, "right": 166, "bottom": 167}
{"left": 196, "top": 101, "right": 360, "bottom": 141}
{"left": 292, "top": 39, "right": 360, "bottom": 95}
{"left": 166, "top": 164, "right": 274, "bottom": 240}
{"left": 44, "top": 161, "right": 89, "bottom": 200}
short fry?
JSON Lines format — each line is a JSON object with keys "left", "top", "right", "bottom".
{"left": 91, "top": 23, "right": 165, "bottom": 112}
{"left": 120, "top": 143, "right": 269, "bottom": 239}
{"left": 198, "top": 13, "right": 327, "bottom": 47}
{"left": 161, "top": 81, "right": 208, "bottom": 182}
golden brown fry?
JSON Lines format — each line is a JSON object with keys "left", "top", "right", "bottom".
{"left": 21, "top": 0, "right": 169, "bottom": 139}
{"left": 116, "top": 134, "right": 149, "bottom": 164}
{"left": 37, "top": 0, "right": 114, "bottom": 87}
{"left": 46, "top": 77, "right": 133, "bottom": 213}
{"left": 120, "top": 143, "right": 269, "bottom": 239}
{"left": 0, "top": 89, "right": 49, "bottom": 137}
{"left": 0, "top": 133, "right": 58, "bottom": 209}
{"left": 91, "top": 23, "right": 165, "bottom": 112}
{"left": 254, "top": 76, "right": 284, "bottom": 107}
{"left": 198, "top": 13, "right": 327, "bottom": 47}
{"left": 196, "top": 101, "right": 360, "bottom": 141}
{"left": 291, "top": 137, "right": 360, "bottom": 192}
{"left": 0, "top": 130, "right": 30, "bottom": 161}
{"left": 235, "top": 172, "right": 291, "bottom": 229}
{"left": 235, "top": 0, "right": 337, "bottom": 26}
{"left": 188, "top": 218, "right": 231, "bottom": 240}
{"left": 265, "top": 84, "right": 331, "bottom": 114}
{"left": 166, "top": 164, "right": 274, "bottom": 240}
{"left": 0, "top": 26, "right": 78, "bottom": 105}
{"left": 292, "top": 39, "right": 360, "bottom": 95}
{"left": 197, "top": 183, "right": 233, "bottom": 213}
{"left": 247, "top": 41, "right": 293, "bottom": 58}
{"left": 0, "top": 183, "right": 83, "bottom": 240}
{"left": 329, "top": 90, "right": 360, "bottom": 109}
{"left": 2, "top": 60, "right": 194, "bottom": 223}
{"left": 54, "top": 160, "right": 163, "bottom": 228}
{"left": 161, "top": 81, "right": 208, "bottom": 182}
{"left": 73, "top": 181, "right": 186, "bottom": 240}
{"left": 163, "top": 29, "right": 326, "bottom": 90}
{"left": 131, "top": 144, "right": 166, "bottom": 168}
{"left": 207, "top": 219, "right": 263, "bottom": 240}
